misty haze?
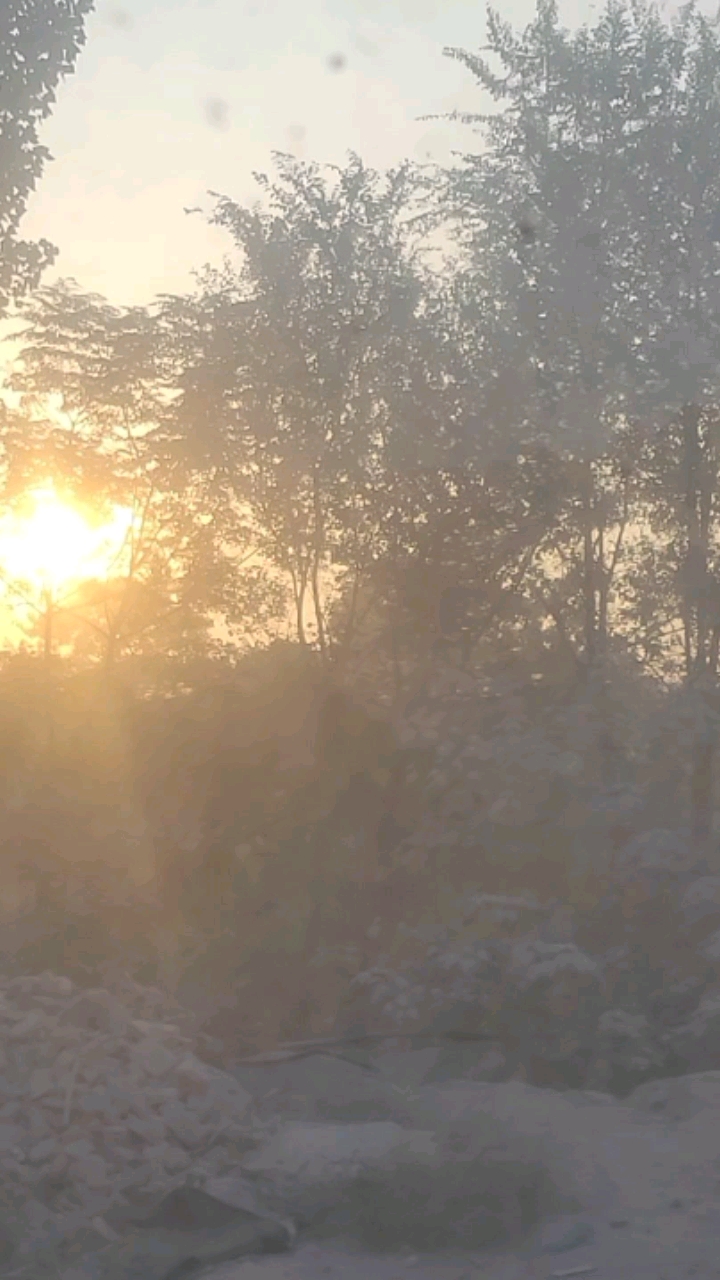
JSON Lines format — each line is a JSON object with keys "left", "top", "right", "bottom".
{"left": 1, "top": 0, "right": 720, "bottom": 1277}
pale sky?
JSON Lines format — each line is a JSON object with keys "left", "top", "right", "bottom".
{"left": 19, "top": 0, "right": 609, "bottom": 308}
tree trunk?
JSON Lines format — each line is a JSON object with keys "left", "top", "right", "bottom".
{"left": 42, "top": 588, "right": 53, "bottom": 663}
{"left": 681, "top": 404, "right": 717, "bottom": 865}
{"left": 581, "top": 459, "right": 597, "bottom": 671}
{"left": 41, "top": 587, "right": 56, "bottom": 754}
{"left": 289, "top": 563, "right": 308, "bottom": 647}
{"left": 682, "top": 402, "right": 709, "bottom": 675}
{"left": 311, "top": 468, "right": 328, "bottom": 664}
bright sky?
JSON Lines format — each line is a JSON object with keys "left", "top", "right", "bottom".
{"left": 19, "top": 0, "right": 611, "bottom": 309}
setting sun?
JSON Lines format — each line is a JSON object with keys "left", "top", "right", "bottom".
{"left": 0, "top": 487, "right": 135, "bottom": 596}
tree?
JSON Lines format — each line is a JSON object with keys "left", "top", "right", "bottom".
{"left": 0, "top": 0, "right": 95, "bottom": 312}
{"left": 436, "top": 0, "right": 720, "bottom": 859}
{"left": 1, "top": 280, "right": 278, "bottom": 679}
{"left": 159, "top": 154, "right": 484, "bottom": 680}
{"left": 441, "top": 0, "right": 720, "bottom": 418}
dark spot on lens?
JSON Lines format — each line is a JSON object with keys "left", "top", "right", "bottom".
{"left": 327, "top": 52, "right": 347, "bottom": 72}
{"left": 517, "top": 217, "right": 537, "bottom": 245}
{"left": 204, "top": 98, "right": 229, "bottom": 130}
{"left": 109, "top": 8, "right": 132, "bottom": 27}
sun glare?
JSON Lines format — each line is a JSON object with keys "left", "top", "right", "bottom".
{"left": 0, "top": 488, "right": 135, "bottom": 595}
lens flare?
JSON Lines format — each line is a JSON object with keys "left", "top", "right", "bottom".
{"left": 0, "top": 487, "right": 135, "bottom": 595}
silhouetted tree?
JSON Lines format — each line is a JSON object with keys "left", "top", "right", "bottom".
{"left": 0, "top": 0, "right": 95, "bottom": 311}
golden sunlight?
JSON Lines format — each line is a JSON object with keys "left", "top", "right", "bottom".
{"left": 0, "top": 487, "right": 135, "bottom": 596}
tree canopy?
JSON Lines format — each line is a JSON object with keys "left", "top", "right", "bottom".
{"left": 0, "top": 0, "right": 95, "bottom": 312}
